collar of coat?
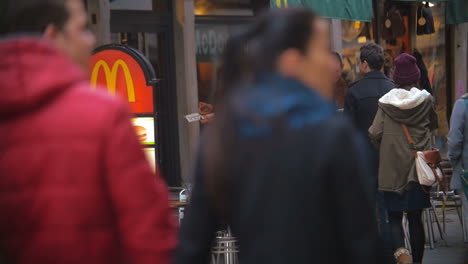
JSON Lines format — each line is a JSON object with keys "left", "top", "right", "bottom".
{"left": 378, "top": 88, "right": 435, "bottom": 127}
{"left": 348, "top": 71, "right": 390, "bottom": 88}
{"left": 230, "top": 72, "right": 336, "bottom": 138}
{"left": 379, "top": 87, "right": 431, "bottom": 110}
{"left": 363, "top": 71, "right": 389, "bottom": 80}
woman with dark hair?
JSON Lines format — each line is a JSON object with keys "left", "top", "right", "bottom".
{"left": 369, "top": 53, "right": 438, "bottom": 264}
{"left": 175, "top": 8, "right": 377, "bottom": 264}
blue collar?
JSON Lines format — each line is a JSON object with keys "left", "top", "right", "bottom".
{"left": 234, "top": 72, "right": 336, "bottom": 137}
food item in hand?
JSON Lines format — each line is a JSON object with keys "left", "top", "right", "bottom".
{"left": 199, "top": 102, "right": 214, "bottom": 115}
{"left": 199, "top": 102, "right": 214, "bottom": 124}
{"left": 134, "top": 126, "right": 147, "bottom": 142}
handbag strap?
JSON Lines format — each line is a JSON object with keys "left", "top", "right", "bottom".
{"left": 402, "top": 123, "right": 449, "bottom": 192}
{"left": 401, "top": 124, "right": 417, "bottom": 158}
{"left": 401, "top": 123, "right": 415, "bottom": 145}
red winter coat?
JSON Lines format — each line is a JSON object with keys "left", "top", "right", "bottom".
{"left": 0, "top": 38, "right": 177, "bottom": 264}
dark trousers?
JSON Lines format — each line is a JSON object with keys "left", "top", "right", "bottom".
{"left": 376, "top": 195, "right": 395, "bottom": 264}
{"left": 387, "top": 210, "right": 426, "bottom": 262}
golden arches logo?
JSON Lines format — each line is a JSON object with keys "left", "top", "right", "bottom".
{"left": 90, "top": 59, "right": 136, "bottom": 102}
{"left": 275, "top": 0, "right": 288, "bottom": 7}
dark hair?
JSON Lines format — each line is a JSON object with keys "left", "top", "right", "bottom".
{"left": 0, "top": 0, "right": 69, "bottom": 35}
{"left": 332, "top": 51, "right": 343, "bottom": 68}
{"left": 217, "top": 8, "right": 317, "bottom": 97}
{"left": 205, "top": 8, "right": 318, "bottom": 214}
{"left": 413, "top": 50, "right": 433, "bottom": 95}
{"left": 360, "top": 43, "right": 385, "bottom": 71}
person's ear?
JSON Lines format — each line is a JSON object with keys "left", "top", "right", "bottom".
{"left": 43, "top": 24, "right": 60, "bottom": 40}
{"left": 362, "top": 60, "right": 369, "bottom": 72}
{"left": 277, "top": 49, "right": 302, "bottom": 78}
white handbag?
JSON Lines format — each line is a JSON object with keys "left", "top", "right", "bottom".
{"left": 414, "top": 151, "right": 443, "bottom": 186}
{"left": 401, "top": 124, "right": 444, "bottom": 186}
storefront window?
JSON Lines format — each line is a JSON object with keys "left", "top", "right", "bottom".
{"left": 195, "top": 22, "right": 249, "bottom": 125}
{"left": 414, "top": 3, "right": 448, "bottom": 137}
{"left": 193, "top": 1, "right": 260, "bottom": 126}
{"left": 196, "top": 24, "right": 228, "bottom": 104}
{"left": 341, "top": 20, "right": 374, "bottom": 84}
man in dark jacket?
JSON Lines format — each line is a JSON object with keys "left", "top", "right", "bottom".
{"left": 344, "top": 43, "right": 394, "bottom": 136}
{"left": 344, "top": 43, "right": 394, "bottom": 263}
{"left": 0, "top": 0, "right": 176, "bottom": 263}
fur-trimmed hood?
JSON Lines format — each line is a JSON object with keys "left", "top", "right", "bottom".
{"left": 379, "top": 87, "right": 431, "bottom": 109}
{"left": 378, "top": 87, "right": 435, "bottom": 126}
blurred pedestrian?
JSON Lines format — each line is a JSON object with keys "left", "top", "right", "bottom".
{"left": 331, "top": 51, "right": 348, "bottom": 109}
{"left": 447, "top": 95, "right": 468, "bottom": 243}
{"left": 332, "top": 52, "right": 348, "bottom": 109}
{"left": 369, "top": 53, "right": 438, "bottom": 264}
{"left": 0, "top": 0, "right": 176, "bottom": 263}
{"left": 174, "top": 8, "right": 377, "bottom": 264}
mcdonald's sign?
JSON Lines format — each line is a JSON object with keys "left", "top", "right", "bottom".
{"left": 89, "top": 44, "right": 158, "bottom": 114}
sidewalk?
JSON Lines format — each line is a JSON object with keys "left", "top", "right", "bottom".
{"left": 423, "top": 209, "right": 468, "bottom": 264}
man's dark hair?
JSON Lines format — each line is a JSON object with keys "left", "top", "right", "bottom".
{"left": 360, "top": 43, "right": 385, "bottom": 71}
{"left": 0, "top": 0, "right": 69, "bottom": 35}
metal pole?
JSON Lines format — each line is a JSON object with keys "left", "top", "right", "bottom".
{"left": 425, "top": 209, "right": 435, "bottom": 249}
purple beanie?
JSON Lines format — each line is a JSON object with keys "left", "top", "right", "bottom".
{"left": 393, "top": 53, "right": 421, "bottom": 86}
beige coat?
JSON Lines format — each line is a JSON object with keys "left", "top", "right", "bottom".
{"left": 369, "top": 87, "right": 438, "bottom": 194}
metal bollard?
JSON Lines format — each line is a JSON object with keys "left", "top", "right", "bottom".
{"left": 178, "top": 189, "right": 187, "bottom": 224}
{"left": 211, "top": 229, "right": 239, "bottom": 264}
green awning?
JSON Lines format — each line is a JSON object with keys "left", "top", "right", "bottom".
{"left": 446, "top": 0, "right": 468, "bottom": 24}
{"left": 396, "top": 0, "right": 447, "bottom": 2}
{"left": 270, "top": 0, "right": 373, "bottom": 22}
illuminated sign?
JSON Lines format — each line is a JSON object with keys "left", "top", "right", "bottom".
{"left": 91, "top": 59, "right": 136, "bottom": 102}
{"left": 274, "top": 0, "right": 289, "bottom": 7}
{"left": 89, "top": 44, "right": 158, "bottom": 114}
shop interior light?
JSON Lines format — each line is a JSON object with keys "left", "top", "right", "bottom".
{"left": 354, "top": 21, "right": 361, "bottom": 29}
{"left": 422, "top": 2, "right": 435, "bottom": 7}
{"left": 358, "top": 36, "right": 367, "bottom": 44}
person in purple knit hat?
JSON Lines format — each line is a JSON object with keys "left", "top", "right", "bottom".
{"left": 369, "top": 53, "right": 438, "bottom": 264}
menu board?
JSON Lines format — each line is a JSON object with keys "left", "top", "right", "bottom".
{"left": 132, "top": 117, "right": 155, "bottom": 145}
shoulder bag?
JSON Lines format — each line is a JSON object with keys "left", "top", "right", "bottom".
{"left": 401, "top": 124, "right": 445, "bottom": 187}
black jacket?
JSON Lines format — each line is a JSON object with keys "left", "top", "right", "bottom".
{"left": 344, "top": 71, "right": 394, "bottom": 137}
{"left": 174, "top": 73, "right": 378, "bottom": 264}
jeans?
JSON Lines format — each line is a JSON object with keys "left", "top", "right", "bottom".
{"left": 388, "top": 210, "right": 425, "bottom": 262}
{"left": 376, "top": 193, "right": 394, "bottom": 264}
{"left": 377, "top": 208, "right": 395, "bottom": 264}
